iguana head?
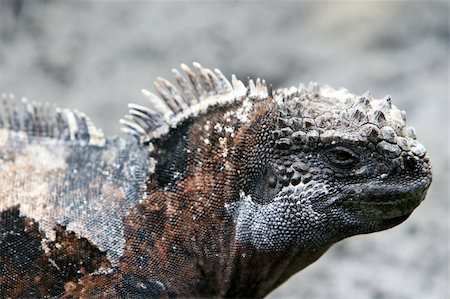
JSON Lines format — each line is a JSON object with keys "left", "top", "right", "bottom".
{"left": 232, "top": 83, "right": 432, "bottom": 251}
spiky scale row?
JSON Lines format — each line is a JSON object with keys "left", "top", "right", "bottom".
{"left": 121, "top": 63, "right": 269, "bottom": 143}
{"left": 0, "top": 93, "right": 105, "bottom": 146}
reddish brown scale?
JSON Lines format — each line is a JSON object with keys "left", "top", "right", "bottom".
{"left": 0, "top": 206, "right": 111, "bottom": 298}
{"left": 64, "top": 98, "right": 277, "bottom": 298}
{"left": 120, "top": 99, "right": 276, "bottom": 297}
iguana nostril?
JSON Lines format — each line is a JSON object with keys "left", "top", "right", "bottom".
{"left": 404, "top": 155, "right": 417, "bottom": 170}
{"left": 285, "top": 167, "right": 294, "bottom": 178}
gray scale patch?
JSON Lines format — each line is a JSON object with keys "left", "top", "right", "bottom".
{"left": 229, "top": 183, "right": 329, "bottom": 251}
{"left": 0, "top": 133, "right": 151, "bottom": 265}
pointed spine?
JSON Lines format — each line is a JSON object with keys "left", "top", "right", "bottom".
{"left": 122, "top": 63, "right": 259, "bottom": 142}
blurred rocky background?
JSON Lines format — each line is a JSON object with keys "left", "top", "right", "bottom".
{"left": 0, "top": 1, "right": 448, "bottom": 298}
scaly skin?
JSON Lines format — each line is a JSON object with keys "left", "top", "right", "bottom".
{"left": 0, "top": 63, "right": 431, "bottom": 298}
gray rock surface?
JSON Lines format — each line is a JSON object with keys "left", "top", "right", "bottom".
{"left": 0, "top": 1, "right": 448, "bottom": 298}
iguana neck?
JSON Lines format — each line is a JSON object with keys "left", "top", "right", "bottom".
{"left": 119, "top": 171, "right": 331, "bottom": 298}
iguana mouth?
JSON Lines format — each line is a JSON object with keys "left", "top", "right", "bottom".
{"left": 340, "top": 181, "right": 429, "bottom": 220}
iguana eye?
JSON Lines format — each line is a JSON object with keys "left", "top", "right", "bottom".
{"left": 326, "top": 146, "right": 358, "bottom": 168}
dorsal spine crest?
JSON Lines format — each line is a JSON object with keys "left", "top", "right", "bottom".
{"left": 121, "top": 63, "right": 269, "bottom": 144}
{"left": 0, "top": 93, "right": 105, "bottom": 146}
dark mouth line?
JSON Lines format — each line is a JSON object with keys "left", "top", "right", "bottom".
{"left": 320, "top": 184, "right": 428, "bottom": 216}
{"left": 333, "top": 186, "right": 429, "bottom": 219}
{"left": 341, "top": 194, "right": 420, "bottom": 206}
{"left": 339, "top": 185, "right": 427, "bottom": 204}
{"left": 340, "top": 192, "right": 424, "bottom": 219}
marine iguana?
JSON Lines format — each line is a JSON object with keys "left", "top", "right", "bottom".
{"left": 0, "top": 63, "right": 432, "bottom": 298}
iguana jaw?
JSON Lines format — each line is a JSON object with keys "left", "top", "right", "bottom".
{"left": 338, "top": 178, "right": 431, "bottom": 221}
